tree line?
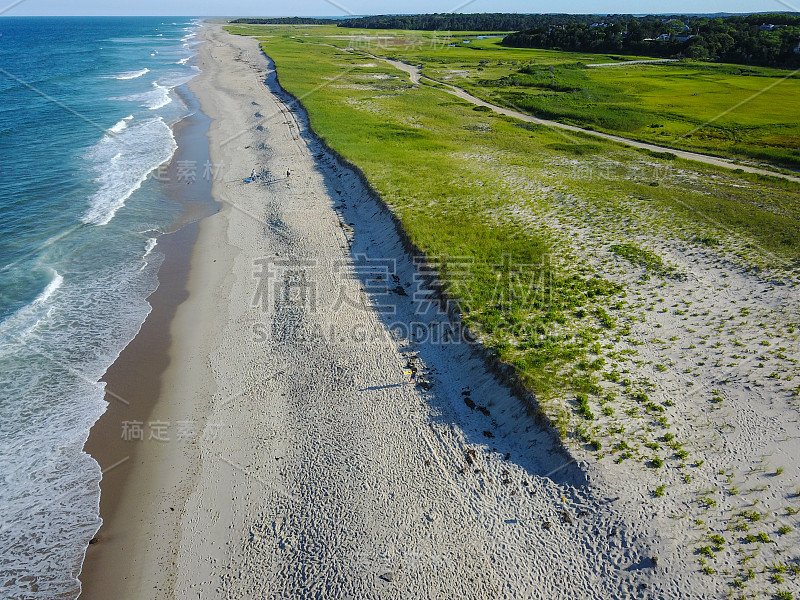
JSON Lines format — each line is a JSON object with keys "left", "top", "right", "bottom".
{"left": 503, "top": 14, "right": 800, "bottom": 68}
{"left": 336, "top": 13, "right": 609, "bottom": 31}
{"left": 231, "top": 17, "right": 340, "bottom": 25}
{"left": 230, "top": 14, "right": 628, "bottom": 30}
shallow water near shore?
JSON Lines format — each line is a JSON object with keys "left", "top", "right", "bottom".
{"left": 0, "top": 16, "right": 211, "bottom": 598}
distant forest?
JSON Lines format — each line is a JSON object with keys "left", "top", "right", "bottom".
{"left": 230, "top": 13, "right": 800, "bottom": 68}
{"left": 504, "top": 14, "right": 800, "bottom": 67}
{"left": 230, "top": 14, "right": 612, "bottom": 30}
{"left": 231, "top": 16, "right": 338, "bottom": 25}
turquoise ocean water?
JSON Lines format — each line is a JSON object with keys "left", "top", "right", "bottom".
{"left": 0, "top": 17, "right": 203, "bottom": 598}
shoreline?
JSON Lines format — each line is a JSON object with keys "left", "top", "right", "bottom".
{"left": 78, "top": 80, "right": 218, "bottom": 597}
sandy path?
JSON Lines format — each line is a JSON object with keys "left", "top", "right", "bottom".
{"left": 364, "top": 54, "right": 800, "bottom": 183}
{"left": 379, "top": 56, "right": 422, "bottom": 84}
{"left": 170, "top": 25, "right": 666, "bottom": 600}
{"left": 586, "top": 59, "right": 680, "bottom": 67}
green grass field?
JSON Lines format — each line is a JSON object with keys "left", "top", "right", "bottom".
{"left": 256, "top": 25, "right": 800, "bottom": 169}
{"left": 227, "top": 23, "right": 800, "bottom": 432}
{"left": 464, "top": 60, "right": 800, "bottom": 169}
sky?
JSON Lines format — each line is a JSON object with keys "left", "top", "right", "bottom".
{"left": 0, "top": 0, "right": 792, "bottom": 16}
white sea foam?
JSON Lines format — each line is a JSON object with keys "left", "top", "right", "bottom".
{"left": 143, "top": 237, "right": 157, "bottom": 259}
{"left": 109, "top": 115, "right": 133, "bottom": 133}
{"left": 140, "top": 237, "right": 158, "bottom": 271}
{"left": 0, "top": 258, "right": 157, "bottom": 598}
{"left": 110, "top": 68, "right": 150, "bottom": 80}
{"left": 149, "top": 84, "right": 172, "bottom": 110}
{"left": 176, "top": 56, "right": 190, "bottom": 65}
{"left": 113, "top": 82, "right": 172, "bottom": 111}
{"left": 81, "top": 117, "right": 177, "bottom": 226}
{"left": 159, "top": 69, "right": 199, "bottom": 91}
{"left": 34, "top": 271, "right": 63, "bottom": 307}
{"left": 0, "top": 19, "right": 203, "bottom": 600}
{"left": 0, "top": 270, "right": 63, "bottom": 342}
{"left": 20, "top": 272, "right": 63, "bottom": 338}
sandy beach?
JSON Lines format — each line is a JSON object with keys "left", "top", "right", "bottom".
{"left": 78, "top": 23, "right": 800, "bottom": 600}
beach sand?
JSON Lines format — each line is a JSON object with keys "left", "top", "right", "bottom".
{"left": 169, "top": 26, "right": 640, "bottom": 599}
{"left": 79, "top": 23, "right": 800, "bottom": 600}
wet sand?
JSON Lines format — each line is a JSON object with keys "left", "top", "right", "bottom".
{"left": 79, "top": 86, "right": 216, "bottom": 598}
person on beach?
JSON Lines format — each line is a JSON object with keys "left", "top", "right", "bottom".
{"left": 405, "top": 358, "right": 418, "bottom": 384}
{"left": 286, "top": 169, "right": 291, "bottom": 179}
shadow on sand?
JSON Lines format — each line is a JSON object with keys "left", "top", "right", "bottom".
{"left": 260, "top": 53, "right": 589, "bottom": 492}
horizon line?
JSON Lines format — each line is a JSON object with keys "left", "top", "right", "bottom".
{"left": 1, "top": 10, "right": 796, "bottom": 18}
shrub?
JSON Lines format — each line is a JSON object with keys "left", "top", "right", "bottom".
{"left": 698, "top": 545, "right": 715, "bottom": 558}
{"left": 577, "top": 393, "right": 594, "bottom": 420}
{"left": 615, "top": 451, "right": 632, "bottom": 463}
{"left": 595, "top": 306, "right": 615, "bottom": 329}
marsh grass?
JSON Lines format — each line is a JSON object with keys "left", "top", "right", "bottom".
{"left": 458, "top": 58, "right": 800, "bottom": 170}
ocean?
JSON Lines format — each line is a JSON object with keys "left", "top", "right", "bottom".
{"left": 0, "top": 17, "right": 206, "bottom": 598}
